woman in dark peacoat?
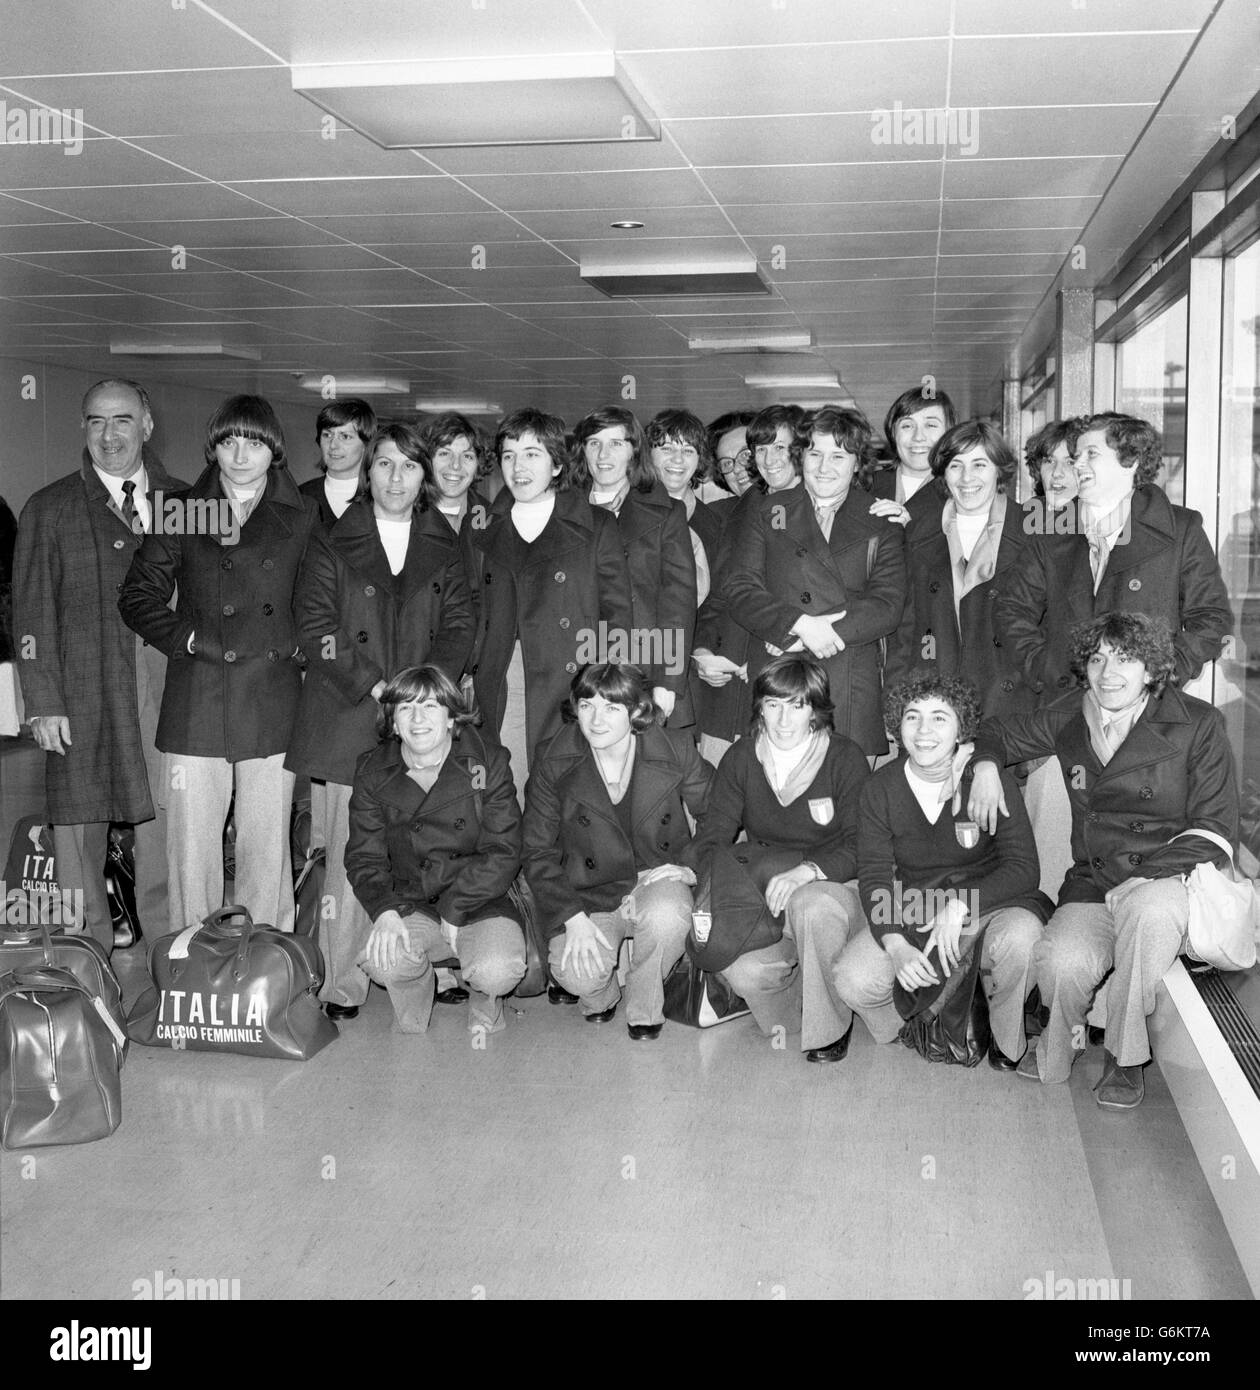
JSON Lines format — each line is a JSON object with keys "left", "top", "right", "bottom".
{"left": 721, "top": 473, "right": 907, "bottom": 755}
{"left": 119, "top": 395, "right": 320, "bottom": 935}
{"left": 345, "top": 671, "right": 525, "bottom": 1034}
{"left": 885, "top": 421, "right": 1039, "bottom": 718}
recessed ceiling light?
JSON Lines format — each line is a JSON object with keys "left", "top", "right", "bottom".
{"left": 744, "top": 372, "right": 841, "bottom": 390}
{"left": 689, "top": 329, "right": 815, "bottom": 353}
{"left": 580, "top": 253, "right": 769, "bottom": 298}
{"left": 610, "top": 220, "right": 644, "bottom": 230}
{"left": 110, "top": 337, "right": 260, "bottom": 360}
{"left": 415, "top": 398, "right": 502, "bottom": 415}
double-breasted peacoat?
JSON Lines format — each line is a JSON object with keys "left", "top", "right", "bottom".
{"left": 601, "top": 481, "right": 697, "bottom": 708}
{"left": 285, "top": 498, "right": 475, "bottom": 786}
{"left": 974, "top": 684, "right": 1239, "bottom": 904}
{"left": 299, "top": 473, "right": 367, "bottom": 532}
{"left": 720, "top": 485, "right": 908, "bottom": 753}
{"left": 886, "top": 489, "right": 1039, "bottom": 717}
{"left": 14, "top": 453, "right": 188, "bottom": 822}
{"left": 119, "top": 462, "right": 320, "bottom": 761}
{"left": 694, "top": 488, "right": 762, "bottom": 742}
{"left": 992, "top": 485, "right": 1233, "bottom": 701}
{"left": 344, "top": 727, "right": 521, "bottom": 928}
{"left": 522, "top": 721, "right": 712, "bottom": 937}
{"left": 471, "top": 487, "right": 634, "bottom": 763}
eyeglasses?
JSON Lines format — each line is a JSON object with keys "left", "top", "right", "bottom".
{"left": 718, "top": 449, "right": 752, "bottom": 472}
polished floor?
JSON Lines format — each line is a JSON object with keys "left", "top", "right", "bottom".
{"left": 0, "top": 736, "right": 1252, "bottom": 1300}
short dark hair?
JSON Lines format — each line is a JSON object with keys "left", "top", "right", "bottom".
{"left": 882, "top": 385, "right": 958, "bottom": 460}
{"left": 750, "top": 655, "right": 835, "bottom": 735}
{"left": 562, "top": 662, "right": 658, "bottom": 733}
{"left": 572, "top": 406, "right": 653, "bottom": 492}
{"left": 883, "top": 674, "right": 982, "bottom": 744}
{"left": 82, "top": 378, "right": 152, "bottom": 421}
{"left": 801, "top": 406, "right": 877, "bottom": 476}
{"left": 205, "top": 394, "right": 286, "bottom": 469}
{"left": 747, "top": 405, "right": 806, "bottom": 485}
{"left": 646, "top": 408, "right": 715, "bottom": 483}
{"left": 1075, "top": 412, "right": 1162, "bottom": 487}
{"left": 1068, "top": 611, "right": 1177, "bottom": 696}
{"left": 376, "top": 664, "right": 476, "bottom": 741}
{"left": 418, "top": 412, "right": 492, "bottom": 482}
{"left": 1023, "top": 418, "right": 1078, "bottom": 496}
{"left": 494, "top": 408, "right": 572, "bottom": 493}
{"left": 368, "top": 422, "right": 432, "bottom": 512}
{"left": 930, "top": 418, "right": 1018, "bottom": 490}
{"left": 707, "top": 410, "right": 755, "bottom": 495}
{"left": 315, "top": 398, "right": 377, "bottom": 452}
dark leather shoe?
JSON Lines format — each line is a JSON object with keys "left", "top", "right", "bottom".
{"left": 628, "top": 1022, "right": 663, "bottom": 1041}
{"left": 987, "top": 1039, "right": 1021, "bottom": 1072}
{"left": 324, "top": 1002, "right": 359, "bottom": 1021}
{"left": 436, "top": 986, "right": 469, "bottom": 1004}
{"left": 548, "top": 983, "right": 579, "bottom": 1005}
{"left": 806, "top": 1020, "right": 854, "bottom": 1063}
{"left": 584, "top": 1004, "right": 617, "bottom": 1023}
{"left": 1095, "top": 1052, "right": 1145, "bottom": 1109}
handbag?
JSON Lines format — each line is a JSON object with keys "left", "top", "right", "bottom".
{"left": 292, "top": 847, "right": 325, "bottom": 940}
{"left": 663, "top": 953, "right": 750, "bottom": 1028}
{"left": 127, "top": 905, "right": 339, "bottom": 1060}
{"left": 687, "top": 843, "right": 801, "bottom": 973}
{"left": 0, "top": 965, "right": 127, "bottom": 1149}
{"left": 1170, "top": 829, "right": 1259, "bottom": 972}
{"left": 0, "top": 920, "right": 127, "bottom": 1040}
{"left": 894, "top": 924, "right": 992, "bottom": 1067}
{"left": 508, "top": 873, "right": 547, "bottom": 998}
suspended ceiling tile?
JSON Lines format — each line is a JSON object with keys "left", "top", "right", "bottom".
{"left": 458, "top": 167, "right": 712, "bottom": 213}
{"left": 309, "top": 211, "right": 535, "bottom": 244}
{"left": 940, "top": 195, "right": 1100, "bottom": 230}
{"left": 379, "top": 240, "right": 574, "bottom": 271}
{"left": 944, "top": 156, "right": 1119, "bottom": 201}
{"left": 939, "top": 252, "right": 1066, "bottom": 277}
{"left": 583, "top": 0, "right": 950, "bottom": 47}
{"left": 513, "top": 205, "right": 732, "bottom": 240}
{"left": 700, "top": 163, "right": 941, "bottom": 208}
{"left": 206, "top": 243, "right": 399, "bottom": 273}
{"left": 670, "top": 112, "right": 961, "bottom": 169}
{"left": 131, "top": 129, "right": 424, "bottom": 182}
{"left": 258, "top": 268, "right": 459, "bottom": 303}
{"left": 0, "top": 222, "right": 151, "bottom": 254}
{"left": 0, "top": 136, "right": 187, "bottom": 189}
{"left": 22, "top": 181, "right": 266, "bottom": 222}
{"left": 226, "top": 176, "right": 491, "bottom": 218}
{"left": 954, "top": 0, "right": 1214, "bottom": 35}
{"left": 937, "top": 227, "right": 1078, "bottom": 255}
{"left": 98, "top": 217, "right": 345, "bottom": 250}
{"left": 744, "top": 231, "right": 941, "bottom": 261}
{"left": 728, "top": 201, "right": 942, "bottom": 236}
{"left": 964, "top": 105, "right": 1153, "bottom": 162}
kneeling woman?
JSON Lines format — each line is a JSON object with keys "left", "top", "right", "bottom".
{"left": 835, "top": 675, "right": 1048, "bottom": 1069}
{"left": 344, "top": 666, "right": 526, "bottom": 1034}
{"left": 691, "top": 655, "right": 872, "bottom": 1062}
{"left": 523, "top": 663, "right": 711, "bottom": 1039}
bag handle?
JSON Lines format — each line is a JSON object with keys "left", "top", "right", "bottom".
{"left": 0, "top": 968, "right": 127, "bottom": 1050}
{"left": 1170, "top": 828, "right": 1235, "bottom": 862}
{"left": 167, "top": 905, "right": 256, "bottom": 978}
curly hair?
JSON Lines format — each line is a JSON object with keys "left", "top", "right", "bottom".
{"left": 1023, "top": 418, "right": 1078, "bottom": 496}
{"left": 883, "top": 673, "right": 983, "bottom": 743}
{"left": 376, "top": 664, "right": 476, "bottom": 741}
{"left": 1068, "top": 611, "right": 1176, "bottom": 696}
{"left": 1075, "top": 412, "right": 1162, "bottom": 487}
{"left": 562, "top": 662, "right": 658, "bottom": 733}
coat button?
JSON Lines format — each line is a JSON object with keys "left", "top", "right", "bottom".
{"left": 928, "top": 581, "right": 940, "bottom": 594}
{"left": 428, "top": 894, "right": 441, "bottom": 905}
{"left": 224, "top": 650, "right": 237, "bottom": 663}
{"left": 484, "top": 573, "right": 492, "bottom": 584}
{"left": 578, "top": 814, "right": 590, "bottom": 826}
{"left": 660, "top": 813, "right": 671, "bottom": 824}
{"left": 113, "top": 539, "right": 125, "bottom": 550}
{"left": 1087, "top": 811, "right": 1098, "bottom": 822}
{"left": 263, "top": 603, "right": 274, "bottom": 616}
{"left": 1139, "top": 786, "right": 1154, "bottom": 800}
{"left": 1129, "top": 821, "right": 1145, "bottom": 832}
{"left": 357, "top": 631, "right": 369, "bottom": 643}
{"left": 736, "top": 854, "right": 749, "bottom": 865}
{"left": 222, "top": 604, "right": 235, "bottom": 616}
{"left": 221, "top": 557, "right": 233, "bottom": 571}
{"left": 262, "top": 559, "right": 274, "bottom": 570}
{"left": 992, "top": 637, "right": 1002, "bottom": 648}
{"left": 267, "top": 649, "right": 278, "bottom": 661}
{"left": 116, "top": 583, "right": 123, "bottom": 592}
{"left": 413, "top": 821, "right": 423, "bottom": 831}
{"left": 795, "top": 547, "right": 807, "bottom": 558}
{"left": 1128, "top": 578, "right": 1141, "bottom": 591}
{"left": 1091, "top": 856, "right": 1104, "bottom": 869}
{"left": 364, "top": 585, "right": 376, "bottom": 597}
{"left": 1001, "top": 679, "right": 1014, "bottom": 692}
{"left": 454, "top": 818, "right": 465, "bottom": 830}
{"left": 559, "top": 617, "right": 570, "bottom": 629}
{"left": 584, "top": 857, "right": 596, "bottom": 869}
{"left": 565, "top": 661, "right": 577, "bottom": 673}
{"left": 800, "top": 591, "right": 811, "bottom": 604}
{"left": 1128, "top": 852, "right": 1143, "bottom": 866}
{"left": 432, "top": 581, "right": 441, "bottom": 594}
{"left": 555, "top": 571, "right": 566, "bottom": 582}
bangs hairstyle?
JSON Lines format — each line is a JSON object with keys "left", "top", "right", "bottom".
{"left": 882, "top": 385, "right": 958, "bottom": 461}
{"left": 205, "top": 394, "right": 286, "bottom": 469}
{"left": 573, "top": 406, "right": 653, "bottom": 492}
{"left": 801, "top": 406, "right": 876, "bottom": 475}
{"left": 747, "top": 404, "right": 807, "bottom": 482}
{"left": 929, "top": 418, "right": 1018, "bottom": 489}
{"left": 707, "top": 409, "right": 756, "bottom": 496}
{"left": 1023, "top": 418, "right": 1078, "bottom": 495}
{"left": 369, "top": 422, "right": 432, "bottom": 511}
{"left": 495, "top": 407, "right": 572, "bottom": 492}
{"left": 883, "top": 674, "right": 982, "bottom": 744}
{"left": 1068, "top": 610, "right": 1176, "bottom": 696}
{"left": 750, "top": 655, "right": 835, "bottom": 734}
{"left": 646, "top": 408, "right": 715, "bottom": 481}
{"left": 418, "top": 412, "right": 492, "bottom": 480}
{"left": 1076, "top": 411, "right": 1163, "bottom": 486}
{"left": 562, "top": 662, "right": 658, "bottom": 733}
{"left": 315, "top": 398, "right": 377, "bottom": 447}
{"left": 376, "top": 664, "right": 476, "bottom": 741}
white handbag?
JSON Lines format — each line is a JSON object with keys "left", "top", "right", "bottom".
{"left": 1170, "top": 830, "right": 1260, "bottom": 972}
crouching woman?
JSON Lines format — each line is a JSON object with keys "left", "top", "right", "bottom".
{"left": 344, "top": 665, "right": 526, "bottom": 1034}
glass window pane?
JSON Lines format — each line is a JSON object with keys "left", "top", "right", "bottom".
{"left": 1219, "top": 238, "right": 1260, "bottom": 872}
{"left": 1115, "top": 297, "right": 1188, "bottom": 504}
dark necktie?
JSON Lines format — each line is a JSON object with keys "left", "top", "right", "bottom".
{"left": 120, "top": 479, "right": 144, "bottom": 535}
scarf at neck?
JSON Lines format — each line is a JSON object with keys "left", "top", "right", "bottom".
{"left": 905, "top": 741, "right": 975, "bottom": 814}
{"left": 1082, "top": 688, "right": 1148, "bottom": 765}
{"left": 942, "top": 492, "right": 1006, "bottom": 618}
{"left": 755, "top": 728, "right": 830, "bottom": 807}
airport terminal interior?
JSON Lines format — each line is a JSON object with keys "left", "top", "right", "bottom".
{"left": 2, "top": 0, "right": 1260, "bottom": 1300}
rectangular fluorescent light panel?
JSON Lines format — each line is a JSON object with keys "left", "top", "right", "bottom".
{"left": 292, "top": 53, "right": 660, "bottom": 148}
{"left": 298, "top": 375, "right": 410, "bottom": 395}
{"left": 689, "top": 329, "right": 815, "bottom": 352}
{"left": 110, "top": 338, "right": 260, "bottom": 361}
{"left": 415, "top": 399, "right": 502, "bottom": 415}
{"left": 581, "top": 254, "right": 769, "bottom": 299}
{"left": 745, "top": 372, "right": 841, "bottom": 389}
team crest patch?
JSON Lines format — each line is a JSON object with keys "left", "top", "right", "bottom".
{"left": 808, "top": 797, "right": 835, "bottom": 826}
{"left": 955, "top": 820, "right": 980, "bottom": 850}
